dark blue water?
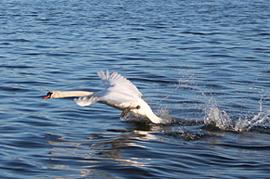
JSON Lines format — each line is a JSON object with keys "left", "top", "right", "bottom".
{"left": 1, "top": 0, "right": 270, "bottom": 178}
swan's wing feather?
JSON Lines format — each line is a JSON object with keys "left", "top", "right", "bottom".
{"left": 74, "top": 91, "right": 138, "bottom": 109}
{"left": 75, "top": 71, "right": 142, "bottom": 108}
{"left": 97, "top": 70, "right": 111, "bottom": 86}
{"left": 74, "top": 96, "right": 99, "bottom": 107}
{"left": 97, "top": 71, "right": 142, "bottom": 97}
{"left": 99, "top": 91, "right": 139, "bottom": 109}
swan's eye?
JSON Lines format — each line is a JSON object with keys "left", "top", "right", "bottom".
{"left": 136, "top": 105, "right": 140, "bottom": 109}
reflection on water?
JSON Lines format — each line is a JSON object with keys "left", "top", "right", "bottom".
{"left": 43, "top": 113, "right": 270, "bottom": 179}
{"left": 46, "top": 128, "right": 159, "bottom": 178}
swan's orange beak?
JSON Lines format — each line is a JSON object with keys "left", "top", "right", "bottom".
{"left": 42, "top": 92, "right": 52, "bottom": 100}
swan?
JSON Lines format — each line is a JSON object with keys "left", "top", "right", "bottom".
{"left": 42, "top": 71, "right": 163, "bottom": 124}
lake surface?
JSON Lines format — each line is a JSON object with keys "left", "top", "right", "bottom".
{"left": 1, "top": 0, "right": 270, "bottom": 178}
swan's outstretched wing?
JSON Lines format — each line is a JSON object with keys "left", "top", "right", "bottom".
{"left": 97, "top": 71, "right": 142, "bottom": 98}
{"left": 74, "top": 71, "right": 142, "bottom": 108}
{"left": 74, "top": 92, "right": 139, "bottom": 109}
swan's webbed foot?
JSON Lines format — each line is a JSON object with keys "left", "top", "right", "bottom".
{"left": 121, "top": 105, "right": 140, "bottom": 118}
{"left": 121, "top": 108, "right": 130, "bottom": 118}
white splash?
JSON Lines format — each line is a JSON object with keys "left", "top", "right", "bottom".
{"left": 234, "top": 111, "right": 270, "bottom": 132}
{"left": 204, "top": 107, "right": 233, "bottom": 130}
{"left": 156, "top": 107, "right": 173, "bottom": 124}
{"left": 204, "top": 104, "right": 270, "bottom": 132}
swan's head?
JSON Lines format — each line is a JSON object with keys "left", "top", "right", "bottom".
{"left": 42, "top": 91, "right": 59, "bottom": 99}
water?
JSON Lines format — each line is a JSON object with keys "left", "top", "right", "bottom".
{"left": 1, "top": 0, "right": 270, "bottom": 178}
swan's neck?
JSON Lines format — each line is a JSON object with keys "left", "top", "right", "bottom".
{"left": 52, "top": 91, "right": 93, "bottom": 98}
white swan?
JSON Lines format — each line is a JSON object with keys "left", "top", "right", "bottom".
{"left": 42, "top": 71, "right": 163, "bottom": 124}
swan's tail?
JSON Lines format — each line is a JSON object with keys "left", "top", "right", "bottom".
{"left": 74, "top": 96, "right": 99, "bottom": 107}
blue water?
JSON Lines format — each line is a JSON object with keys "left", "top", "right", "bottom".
{"left": 1, "top": 0, "right": 270, "bottom": 178}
